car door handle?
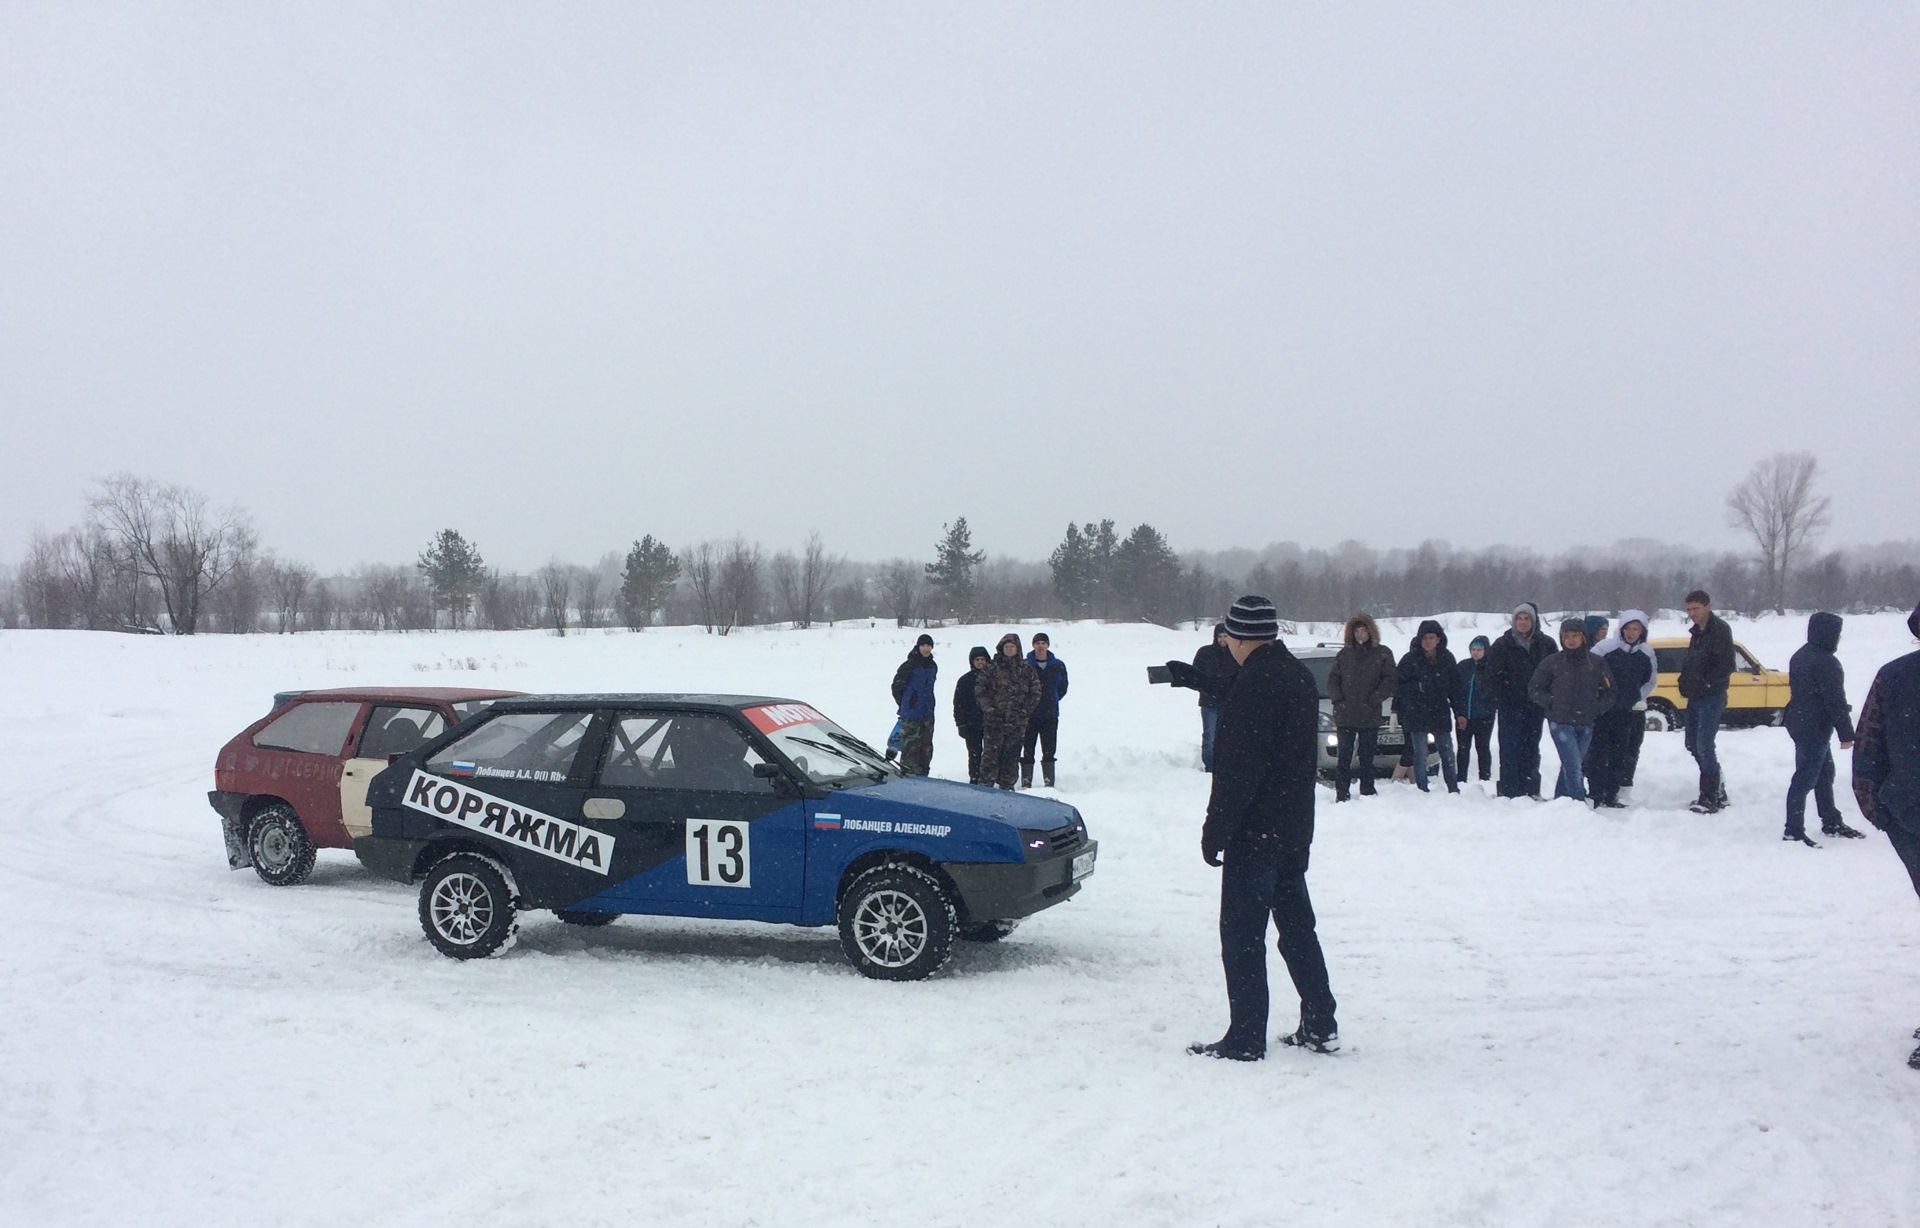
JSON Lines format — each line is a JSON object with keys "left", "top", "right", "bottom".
{"left": 582, "top": 797, "right": 626, "bottom": 821}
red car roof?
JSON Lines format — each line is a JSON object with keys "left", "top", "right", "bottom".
{"left": 283, "top": 687, "right": 524, "bottom": 701}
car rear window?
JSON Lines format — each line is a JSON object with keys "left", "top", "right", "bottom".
{"left": 255, "top": 701, "right": 361, "bottom": 756}
{"left": 449, "top": 699, "right": 500, "bottom": 722}
{"left": 359, "top": 706, "right": 448, "bottom": 758}
{"left": 426, "top": 711, "right": 594, "bottom": 783}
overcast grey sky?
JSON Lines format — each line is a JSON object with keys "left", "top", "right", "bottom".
{"left": 2, "top": 4, "right": 1915, "bottom": 573}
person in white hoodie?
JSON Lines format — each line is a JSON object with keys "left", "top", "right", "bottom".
{"left": 1589, "top": 610, "right": 1659, "bottom": 808}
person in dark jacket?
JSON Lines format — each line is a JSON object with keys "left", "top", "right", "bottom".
{"left": 953, "top": 645, "right": 990, "bottom": 784}
{"left": 1326, "top": 612, "right": 1396, "bottom": 801}
{"left": 977, "top": 633, "right": 1041, "bottom": 791}
{"left": 1020, "top": 633, "right": 1070, "bottom": 788}
{"left": 890, "top": 635, "right": 939, "bottom": 776}
{"left": 1679, "top": 589, "right": 1737, "bottom": 814}
{"left": 1589, "top": 610, "right": 1656, "bottom": 808}
{"left": 1783, "top": 612, "right": 1859, "bottom": 844}
{"left": 1485, "top": 602, "right": 1555, "bottom": 799}
{"left": 1189, "top": 596, "right": 1337, "bottom": 1062}
{"left": 1848, "top": 601, "right": 1920, "bottom": 1070}
{"left": 1529, "top": 618, "right": 1614, "bottom": 803}
{"left": 1194, "top": 623, "right": 1238, "bottom": 772}
{"left": 1455, "top": 635, "right": 1497, "bottom": 783}
{"left": 1396, "top": 619, "right": 1461, "bottom": 793}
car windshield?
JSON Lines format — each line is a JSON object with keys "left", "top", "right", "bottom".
{"left": 740, "top": 702, "right": 899, "bottom": 788}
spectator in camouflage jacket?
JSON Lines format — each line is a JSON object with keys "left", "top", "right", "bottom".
{"left": 978, "top": 632, "right": 1042, "bottom": 790}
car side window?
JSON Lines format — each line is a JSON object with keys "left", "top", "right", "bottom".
{"left": 598, "top": 713, "right": 773, "bottom": 794}
{"left": 1654, "top": 648, "right": 1686, "bottom": 674}
{"left": 359, "top": 705, "right": 447, "bottom": 758}
{"left": 426, "top": 711, "right": 593, "bottom": 783}
{"left": 254, "top": 701, "right": 362, "bottom": 756}
{"left": 1734, "top": 646, "right": 1759, "bottom": 674}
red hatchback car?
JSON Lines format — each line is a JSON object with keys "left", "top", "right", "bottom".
{"left": 208, "top": 687, "right": 522, "bottom": 885}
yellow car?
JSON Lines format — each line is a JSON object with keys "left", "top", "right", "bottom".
{"left": 1645, "top": 637, "right": 1790, "bottom": 732}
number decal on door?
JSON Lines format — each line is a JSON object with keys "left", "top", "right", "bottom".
{"left": 685, "top": 820, "right": 751, "bottom": 888}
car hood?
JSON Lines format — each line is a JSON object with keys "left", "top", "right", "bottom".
{"left": 846, "top": 775, "right": 1078, "bottom": 829}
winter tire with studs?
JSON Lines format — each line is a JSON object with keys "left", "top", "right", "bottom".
{"left": 419, "top": 853, "right": 518, "bottom": 959}
{"left": 247, "top": 803, "right": 317, "bottom": 887}
{"left": 837, "top": 864, "right": 956, "bottom": 981}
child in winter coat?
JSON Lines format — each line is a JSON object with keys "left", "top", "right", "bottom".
{"left": 1454, "top": 635, "right": 1498, "bottom": 783}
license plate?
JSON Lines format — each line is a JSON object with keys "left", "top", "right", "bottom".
{"left": 1071, "top": 850, "right": 1095, "bottom": 881}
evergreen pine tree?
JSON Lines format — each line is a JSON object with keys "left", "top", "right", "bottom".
{"left": 925, "top": 517, "right": 985, "bottom": 621}
{"left": 416, "top": 529, "right": 485, "bottom": 628}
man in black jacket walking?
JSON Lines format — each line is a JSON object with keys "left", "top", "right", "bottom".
{"left": 1188, "top": 596, "right": 1337, "bottom": 1062}
{"left": 1783, "top": 612, "right": 1858, "bottom": 844}
{"left": 1679, "top": 589, "right": 1736, "bottom": 813}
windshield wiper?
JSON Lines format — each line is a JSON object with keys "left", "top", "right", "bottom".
{"left": 784, "top": 736, "right": 887, "bottom": 783}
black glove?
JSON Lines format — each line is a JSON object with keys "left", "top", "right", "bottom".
{"left": 1165, "top": 660, "right": 1201, "bottom": 689}
{"left": 1201, "top": 830, "right": 1225, "bottom": 867}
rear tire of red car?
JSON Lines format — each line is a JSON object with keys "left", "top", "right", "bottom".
{"left": 553, "top": 909, "right": 617, "bottom": 928}
{"left": 248, "top": 804, "right": 316, "bottom": 887}
{"left": 419, "top": 853, "right": 518, "bottom": 959}
{"left": 837, "top": 863, "right": 956, "bottom": 981}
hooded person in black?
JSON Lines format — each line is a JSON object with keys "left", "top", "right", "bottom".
{"left": 1782, "top": 612, "right": 1859, "bottom": 844}
{"left": 1396, "top": 619, "right": 1461, "bottom": 793}
{"left": 1188, "top": 597, "right": 1337, "bottom": 1063}
{"left": 1485, "top": 602, "right": 1555, "bottom": 799}
{"left": 1530, "top": 618, "right": 1614, "bottom": 803}
{"left": 953, "top": 645, "right": 991, "bottom": 784}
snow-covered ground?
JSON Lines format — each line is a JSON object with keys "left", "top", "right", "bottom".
{"left": 3, "top": 611, "right": 1918, "bottom": 1227}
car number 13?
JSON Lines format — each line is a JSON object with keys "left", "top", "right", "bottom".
{"left": 685, "top": 819, "right": 751, "bottom": 888}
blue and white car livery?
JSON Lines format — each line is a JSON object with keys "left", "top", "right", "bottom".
{"left": 356, "top": 694, "right": 1097, "bottom": 979}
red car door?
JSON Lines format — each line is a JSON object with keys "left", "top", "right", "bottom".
{"left": 246, "top": 700, "right": 365, "bottom": 848}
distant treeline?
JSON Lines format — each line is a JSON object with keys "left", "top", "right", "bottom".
{"left": 5, "top": 476, "right": 1918, "bottom": 635}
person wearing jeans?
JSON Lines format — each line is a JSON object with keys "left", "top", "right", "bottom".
{"left": 1396, "top": 618, "right": 1461, "bottom": 793}
{"left": 1529, "top": 618, "right": 1614, "bottom": 803}
{"left": 1679, "top": 589, "right": 1736, "bottom": 813}
{"left": 1193, "top": 623, "right": 1239, "bottom": 772}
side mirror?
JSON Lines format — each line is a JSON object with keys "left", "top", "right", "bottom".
{"left": 752, "top": 761, "right": 783, "bottom": 778}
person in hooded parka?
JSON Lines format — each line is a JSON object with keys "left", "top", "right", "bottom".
{"left": 1783, "top": 612, "right": 1862, "bottom": 844}
{"left": 1589, "top": 610, "right": 1658, "bottom": 809}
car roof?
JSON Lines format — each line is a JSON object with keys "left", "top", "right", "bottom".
{"left": 285, "top": 687, "right": 526, "bottom": 702}
{"left": 489, "top": 693, "right": 798, "bottom": 713}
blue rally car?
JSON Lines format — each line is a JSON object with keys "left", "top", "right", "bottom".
{"left": 355, "top": 695, "right": 1097, "bottom": 979}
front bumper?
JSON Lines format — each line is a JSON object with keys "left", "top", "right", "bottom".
{"left": 943, "top": 839, "right": 1097, "bottom": 923}
{"left": 208, "top": 790, "right": 250, "bottom": 869}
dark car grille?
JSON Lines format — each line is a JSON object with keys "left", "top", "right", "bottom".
{"left": 1021, "top": 821, "right": 1086, "bottom": 859}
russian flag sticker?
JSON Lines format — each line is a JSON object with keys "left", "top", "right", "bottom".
{"left": 449, "top": 761, "right": 477, "bottom": 777}
{"left": 812, "top": 813, "right": 842, "bottom": 830}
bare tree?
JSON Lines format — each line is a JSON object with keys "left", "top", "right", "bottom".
{"left": 879, "top": 559, "right": 920, "bottom": 628}
{"left": 769, "top": 551, "right": 803, "bottom": 626}
{"left": 86, "top": 474, "right": 257, "bottom": 634}
{"left": 264, "top": 559, "right": 315, "bottom": 633}
{"left": 1727, "top": 452, "right": 1831, "bottom": 614}
{"left": 539, "top": 558, "right": 575, "bottom": 635}
{"left": 798, "top": 531, "right": 841, "bottom": 629}
{"left": 717, "top": 537, "right": 764, "bottom": 635}
{"left": 684, "top": 541, "right": 720, "bottom": 633}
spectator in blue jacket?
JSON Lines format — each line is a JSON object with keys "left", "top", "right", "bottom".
{"left": 1784, "top": 612, "right": 1859, "bottom": 844}
{"left": 890, "top": 635, "right": 939, "bottom": 776}
{"left": 1022, "top": 633, "right": 1070, "bottom": 788}
{"left": 1454, "top": 635, "right": 1497, "bottom": 783}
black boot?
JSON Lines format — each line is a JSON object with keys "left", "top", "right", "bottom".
{"left": 1821, "top": 816, "right": 1865, "bottom": 839}
{"left": 1018, "top": 763, "right": 1033, "bottom": 790}
{"left": 1689, "top": 771, "right": 1724, "bottom": 814}
{"left": 1041, "top": 759, "right": 1055, "bottom": 788}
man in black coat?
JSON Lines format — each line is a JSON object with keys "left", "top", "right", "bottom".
{"left": 953, "top": 646, "right": 990, "bottom": 784}
{"left": 1679, "top": 589, "right": 1737, "bottom": 813}
{"left": 1783, "top": 612, "right": 1858, "bottom": 844}
{"left": 1396, "top": 618, "right": 1462, "bottom": 793}
{"left": 1189, "top": 596, "right": 1337, "bottom": 1062}
{"left": 1193, "top": 623, "right": 1239, "bottom": 772}
{"left": 1484, "top": 602, "right": 1555, "bottom": 799}
{"left": 1849, "top": 601, "right": 1920, "bottom": 1070}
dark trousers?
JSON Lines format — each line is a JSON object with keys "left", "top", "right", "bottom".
{"left": 1021, "top": 712, "right": 1059, "bottom": 776}
{"left": 1618, "top": 712, "right": 1647, "bottom": 785}
{"left": 1685, "top": 692, "right": 1727, "bottom": 777}
{"left": 962, "top": 734, "right": 984, "bottom": 784}
{"left": 1887, "top": 825, "right": 1920, "bottom": 900}
{"left": 1457, "top": 716, "right": 1494, "bottom": 781}
{"left": 1785, "top": 735, "right": 1841, "bottom": 836}
{"left": 1218, "top": 843, "right": 1337, "bottom": 1052}
{"left": 1200, "top": 705, "right": 1221, "bottom": 772}
{"left": 1496, "top": 706, "right": 1544, "bottom": 798}
{"left": 1587, "top": 709, "right": 1641, "bottom": 802}
{"left": 1334, "top": 726, "right": 1379, "bottom": 795}
{"left": 981, "top": 720, "right": 1024, "bottom": 790}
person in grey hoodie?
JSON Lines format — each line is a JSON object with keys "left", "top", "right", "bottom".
{"left": 1783, "top": 611, "right": 1859, "bottom": 844}
{"left": 1589, "top": 610, "right": 1658, "bottom": 809}
{"left": 1529, "top": 618, "right": 1615, "bottom": 803}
